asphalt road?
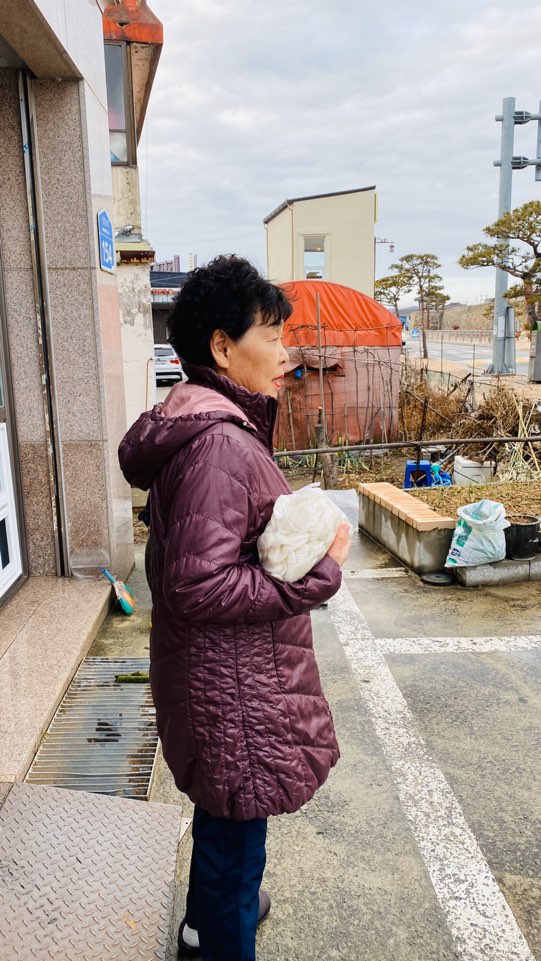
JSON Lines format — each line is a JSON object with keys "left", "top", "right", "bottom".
{"left": 406, "top": 338, "right": 531, "bottom": 376}
{"left": 155, "top": 343, "right": 532, "bottom": 386}
{"left": 92, "top": 526, "right": 541, "bottom": 961}
{"left": 112, "top": 428, "right": 541, "bottom": 961}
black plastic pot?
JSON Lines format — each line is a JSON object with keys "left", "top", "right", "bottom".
{"left": 505, "top": 515, "right": 541, "bottom": 561}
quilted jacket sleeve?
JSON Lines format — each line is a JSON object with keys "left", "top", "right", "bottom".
{"left": 161, "top": 432, "right": 342, "bottom": 624}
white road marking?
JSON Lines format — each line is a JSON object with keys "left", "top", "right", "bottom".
{"left": 179, "top": 817, "right": 192, "bottom": 842}
{"left": 344, "top": 568, "right": 408, "bottom": 580}
{"left": 328, "top": 584, "right": 535, "bottom": 961}
{"left": 375, "top": 635, "right": 541, "bottom": 654}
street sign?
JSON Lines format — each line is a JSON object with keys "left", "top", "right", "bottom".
{"left": 97, "top": 209, "right": 115, "bottom": 274}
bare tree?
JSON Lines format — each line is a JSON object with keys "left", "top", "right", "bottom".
{"left": 389, "top": 253, "right": 445, "bottom": 359}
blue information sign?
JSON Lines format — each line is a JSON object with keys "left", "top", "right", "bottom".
{"left": 97, "top": 208, "right": 115, "bottom": 274}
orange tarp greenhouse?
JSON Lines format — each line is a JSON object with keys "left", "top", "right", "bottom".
{"left": 274, "top": 280, "right": 402, "bottom": 450}
{"left": 279, "top": 280, "right": 401, "bottom": 347}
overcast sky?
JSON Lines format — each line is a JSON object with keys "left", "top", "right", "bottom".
{"left": 140, "top": 0, "right": 541, "bottom": 304}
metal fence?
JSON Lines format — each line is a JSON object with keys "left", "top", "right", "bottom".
{"left": 424, "top": 329, "right": 492, "bottom": 344}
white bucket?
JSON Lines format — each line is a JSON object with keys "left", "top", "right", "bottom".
{"left": 453, "top": 455, "right": 494, "bottom": 487}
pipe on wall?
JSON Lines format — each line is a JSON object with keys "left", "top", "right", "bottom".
{"left": 19, "top": 72, "right": 70, "bottom": 576}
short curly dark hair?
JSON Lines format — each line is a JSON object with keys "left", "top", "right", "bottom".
{"left": 167, "top": 254, "right": 292, "bottom": 367}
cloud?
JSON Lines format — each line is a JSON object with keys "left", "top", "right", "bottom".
{"left": 141, "top": 0, "right": 541, "bottom": 299}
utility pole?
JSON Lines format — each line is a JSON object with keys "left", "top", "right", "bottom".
{"left": 487, "top": 97, "right": 541, "bottom": 374}
{"left": 487, "top": 97, "right": 516, "bottom": 374}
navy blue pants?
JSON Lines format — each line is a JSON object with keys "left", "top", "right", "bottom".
{"left": 185, "top": 805, "right": 268, "bottom": 961}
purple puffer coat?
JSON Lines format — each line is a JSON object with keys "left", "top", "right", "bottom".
{"left": 119, "top": 364, "right": 341, "bottom": 820}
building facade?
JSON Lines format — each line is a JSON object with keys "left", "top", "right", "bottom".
{"left": 0, "top": 0, "right": 134, "bottom": 605}
{"left": 103, "top": 0, "right": 163, "bottom": 428}
{"left": 150, "top": 269, "right": 188, "bottom": 343}
{"left": 264, "top": 187, "right": 378, "bottom": 297}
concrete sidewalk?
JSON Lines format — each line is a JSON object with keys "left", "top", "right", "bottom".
{"left": 0, "top": 575, "right": 110, "bottom": 783}
{"left": 6, "top": 526, "right": 539, "bottom": 961}
{"left": 408, "top": 340, "right": 541, "bottom": 402}
{"left": 161, "top": 529, "right": 541, "bottom": 960}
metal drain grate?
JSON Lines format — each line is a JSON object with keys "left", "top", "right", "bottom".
{"left": 26, "top": 657, "right": 158, "bottom": 799}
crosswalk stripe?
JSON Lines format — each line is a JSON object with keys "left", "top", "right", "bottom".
{"left": 374, "top": 635, "right": 541, "bottom": 654}
{"left": 328, "top": 584, "right": 535, "bottom": 961}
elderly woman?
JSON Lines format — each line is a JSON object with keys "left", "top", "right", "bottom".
{"left": 119, "top": 255, "right": 350, "bottom": 961}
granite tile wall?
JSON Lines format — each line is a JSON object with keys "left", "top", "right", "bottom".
{"left": 92, "top": 220, "right": 134, "bottom": 577}
{"left": 17, "top": 444, "right": 57, "bottom": 575}
{"left": 0, "top": 70, "right": 133, "bottom": 584}
{"left": 0, "top": 70, "right": 56, "bottom": 574}
{"left": 95, "top": 275, "right": 134, "bottom": 577}
{"left": 33, "top": 79, "right": 134, "bottom": 578}
{"left": 32, "top": 80, "right": 92, "bottom": 272}
{"left": 81, "top": 81, "right": 112, "bottom": 200}
{"left": 61, "top": 442, "right": 110, "bottom": 552}
{"left": 97, "top": 279, "right": 122, "bottom": 352}
{"left": 1, "top": 268, "right": 47, "bottom": 446}
{"left": 0, "top": 72, "right": 33, "bottom": 272}
{"left": 45, "top": 268, "right": 103, "bottom": 443}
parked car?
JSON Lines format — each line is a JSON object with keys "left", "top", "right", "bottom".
{"left": 154, "top": 344, "right": 184, "bottom": 383}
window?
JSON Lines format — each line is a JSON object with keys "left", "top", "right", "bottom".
{"left": 104, "top": 42, "right": 136, "bottom": 165}
{"left": 0, "top": 250, "right": 24, "bottom": 601}
{"left": 0, "top": 517, "right": 8, "bottom": 569}
{"left": 303, "top": 236, "right": 326, "bottom": 280}
{"left": 0, "top": 422, "right": 22, "bottom": 596}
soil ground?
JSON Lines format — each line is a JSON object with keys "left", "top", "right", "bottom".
{"left": 409, "top": 479, "right": 541, "bottom": 519}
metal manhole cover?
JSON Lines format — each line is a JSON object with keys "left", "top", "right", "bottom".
{"left": 26, "top": 658, "right": 158, "bottom": 799}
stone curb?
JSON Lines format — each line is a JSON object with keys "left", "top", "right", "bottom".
{"left": 455, "top": 557, "right": 541, "bottom": 587}
{"left": 359, "top": 486, "right": 541, "bottom": 584}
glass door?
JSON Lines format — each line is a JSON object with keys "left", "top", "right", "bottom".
{"left": 0, "top": 344, "right": 23, "bottom": 598}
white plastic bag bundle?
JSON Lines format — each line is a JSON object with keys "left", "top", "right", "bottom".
{"left": 445, "top": 499, "right": 510, "bottom": 568}
{"left": 258, "top": 486, "right": 353, "bottom": 582}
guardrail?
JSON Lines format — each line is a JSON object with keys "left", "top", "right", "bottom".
{"left": 274, "top": 436, "right": 537, "bottom": 459}
{"left": 423, "top": 329, "right": 492, "bottom": 344}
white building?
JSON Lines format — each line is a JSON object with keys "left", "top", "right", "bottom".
{"left": 103, "top": 0, "right": 163, "bottom": 428}
{"left": 264, "top": 187, "right": 378, "bottom": 297}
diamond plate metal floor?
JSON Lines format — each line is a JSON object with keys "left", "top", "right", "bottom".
{"left": 0, "top": 783, "right": 185, "bottom": 961}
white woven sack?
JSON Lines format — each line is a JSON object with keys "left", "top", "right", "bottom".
{"left": 258, "top": 486, "right": 352, "bottom": 583}
{"left": 445, "top": 498, "right": 510, "bottom": 568}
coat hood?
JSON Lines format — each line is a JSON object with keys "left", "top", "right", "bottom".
{"left": 118, "top": 363, "right": 278, "bottom": 490}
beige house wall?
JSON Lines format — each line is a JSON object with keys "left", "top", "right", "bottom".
{"left": 112, "top": 166, "right": 156, "bottom": 427}
{"left": 266, "top": 189, "right": 377, "bottom": 296}
{"left": 266, "top": 207, "right": 293, "bottom": 283}
{"left": 117, "top": 261, "right": 155, "bottom": 428}
{"left": 112, "top": 166, "right": 143, "bottom": 235}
